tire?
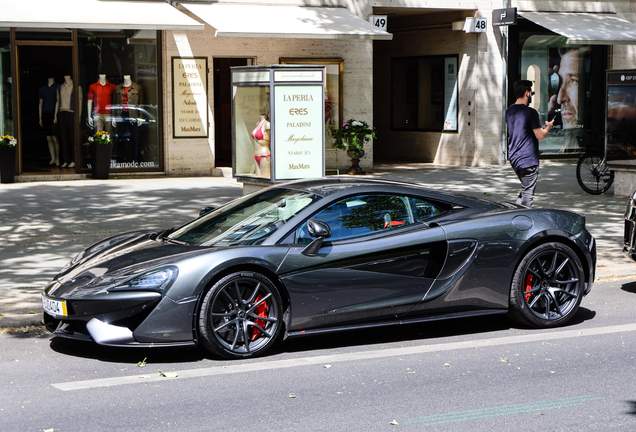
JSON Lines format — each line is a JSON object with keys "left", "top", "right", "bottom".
{"left": 199, "top": 271, "right": 283, "bottom": 359}
{"left": 509, "top": 242, "right": 584, "bottom": 328}
{"left": 576, "top": 151, "right": 614, "bottom": 195}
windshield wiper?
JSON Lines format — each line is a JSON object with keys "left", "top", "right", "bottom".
{"left": 162, "top": 236, "right": 188, "bottom": 246}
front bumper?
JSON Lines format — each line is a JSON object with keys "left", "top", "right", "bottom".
{"left": 43, "top": 291, "right": 163, "bottom": 343}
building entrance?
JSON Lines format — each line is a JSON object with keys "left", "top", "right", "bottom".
{"left": 213, "top": 58, "right": 251, "bottom": 167}
{"left": 18, "top": 45, "right": 72, "bottom": 174}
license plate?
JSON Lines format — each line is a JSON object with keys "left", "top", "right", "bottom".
{"left": 42, "top": 296, "right": 67, "bottom": 317}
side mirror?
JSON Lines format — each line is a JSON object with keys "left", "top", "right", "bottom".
{"left": 199, "top": 206, "right": 216, "bottom": 217}
{"left": 301, "top": 220, "right": 331, "bottom": 257}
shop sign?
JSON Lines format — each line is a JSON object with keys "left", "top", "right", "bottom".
{"left": 492, "top": 8, "right": 517, "bottom": 27}
{"left": 443, "top": 57, "right": 458, "bottom": 131}
{"left": 172, "top": 57, "right": 208, "bottom": 138}
{"left": 233, "top": 71, "right": 270, "bottom": 84}
{"left": 274, "top": 70, "right": 323, "bottom": 82}
{"left": 273, "top": 85, "right": 324, "bottom": 180}
{"left": 608, "top": 71, "right": 636, "bottom": 85}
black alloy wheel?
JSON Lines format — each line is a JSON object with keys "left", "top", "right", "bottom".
{"left": 576, "top": 151, "right": 614, "bottom": 195}
{"left": 199, "top": 271, "right": 283, "bottom": 359}
{"left": 509, "top": 242, "right": 584, "bottom": 328}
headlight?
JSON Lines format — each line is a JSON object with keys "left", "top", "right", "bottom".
{"left": 109, "top": 267, "right": 178, "bottom": 292}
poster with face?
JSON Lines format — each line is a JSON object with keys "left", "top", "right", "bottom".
{"left": 547, "top": 47, "right": 583, "bottom": 131}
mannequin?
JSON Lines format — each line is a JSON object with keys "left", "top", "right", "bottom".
{"left": 57, "top": 75, "right": 82, "bottom": 168}
{"left": 251, "top": 115, "right": 271, "bottom": 178}
{"left": 87, "top": 74, "right": 115, "bottom": 135}
{"left": 112, "top": 74, "right": 143, "bottom": 162}
{"left": 38, "top": 77, "right": 60, "bottom": 166}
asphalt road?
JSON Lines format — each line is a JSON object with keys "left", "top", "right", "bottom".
{"left": 2, "top": 278, "right": 636, "bottom": 432}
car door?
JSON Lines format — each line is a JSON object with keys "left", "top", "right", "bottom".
{"left": 276, "top": 193, "right": 448, "bottom": 332}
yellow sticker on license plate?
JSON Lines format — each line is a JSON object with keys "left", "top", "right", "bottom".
{"left": 42, "top": 296, "right": 67, "bottom": 317}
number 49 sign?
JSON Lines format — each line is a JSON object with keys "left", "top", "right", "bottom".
{"left": 368, "top": 15, "right": 387, "bottom": 31}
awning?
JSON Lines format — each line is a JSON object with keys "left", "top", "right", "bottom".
{"left": 520, "top": 11, "right": 636, "bottom": 45}
{"left": 0, "top": 0, "right": 204, "bottom": 31}
{"left": 180, "top": 3, "right": 393, "bottom": 40}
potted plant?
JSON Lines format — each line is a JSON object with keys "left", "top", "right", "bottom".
{"left": 0, "top": 135, "right": 17, "bottom": 184}
{"left": 332, "top": 119, "right": 376, "bottom": 175}
{"left": 88, "top": 131, "right": 113, "bottom": 179}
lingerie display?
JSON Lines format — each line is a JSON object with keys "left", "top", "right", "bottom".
{"left": 253, "top": 154, "right": 271, "bottom": 164}
{"left": 251, "top": 118, "right": 270, "bottom": 142}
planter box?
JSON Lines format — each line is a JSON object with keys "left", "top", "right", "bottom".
{"left": 0, "top": 146, "right": 16, "bottom": 184}
{"left": 90, "top": 143, "right": 113, "bottom": 179}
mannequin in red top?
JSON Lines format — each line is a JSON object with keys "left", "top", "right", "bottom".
{"left": 87, "top": 74, "right": 115, "bottom": 134}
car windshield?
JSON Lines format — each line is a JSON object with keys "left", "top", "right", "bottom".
{"left": 170, "top": 188, "right": 320, "bottom": 246}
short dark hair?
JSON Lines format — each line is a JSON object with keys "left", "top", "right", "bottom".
{"left": 514, "top": 80, "right": 533, "bottom": 99}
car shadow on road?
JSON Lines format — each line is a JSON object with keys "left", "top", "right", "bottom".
{"left": 276, "top": 314, "right": 513, "bottom": 356}
{"left": 49, "top": 337, "right": 206, "bottom": 364}
{"left": 277, "top": 308, "right": 596, "bottom": 356}
{"left": 45, "top": 308, "right": 598, "bottom": 363}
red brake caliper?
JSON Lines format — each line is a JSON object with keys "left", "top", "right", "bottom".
{"left": 250, "top": 294, "right": 267, "bottom": 340}
{"left": 524, "top": 273, "right": 533, "bottom": 301}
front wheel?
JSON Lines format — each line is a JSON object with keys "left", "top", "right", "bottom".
{"left": 509, "top": 242, "right": 584, "bottom": 328}
{"left": 576, "top": 151, "right": 614, "bottom": 195}
{"left": 199, "top": 271, "right": 283, "bottom": 359}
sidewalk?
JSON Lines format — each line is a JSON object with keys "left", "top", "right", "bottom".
{"left": 1, "top": 160, "right": 634, "bottom": 328}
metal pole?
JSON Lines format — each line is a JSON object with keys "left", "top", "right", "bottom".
{"left": 501, "top": 1, "right": 509, "bottom": 165}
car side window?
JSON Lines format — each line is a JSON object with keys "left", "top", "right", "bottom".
{"left": 408, "top": 196, "right": 445, "bottom": 221}
{"left": 296, "top": 194, "right": 413, "bottom": 243}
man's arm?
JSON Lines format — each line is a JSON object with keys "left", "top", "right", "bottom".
{"left": 533, "top": 118, "right": 555, "bottom": 141}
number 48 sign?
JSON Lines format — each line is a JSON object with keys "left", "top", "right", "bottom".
{"left": 463, "top": 17, "right": 487, "bottom": 33}
{"left": 368, "top": 15, "right": 387, "bottom": 31}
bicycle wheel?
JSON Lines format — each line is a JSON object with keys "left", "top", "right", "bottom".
{"left": 576, "top": 151, "right": 614, "bottom": 195}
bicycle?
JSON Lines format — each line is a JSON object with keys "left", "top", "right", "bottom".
{"left": 575, "top": 135, "right": 615, "bottom": 195}
{"left": 576, "top": 151, "right": 614, "bottom": 194}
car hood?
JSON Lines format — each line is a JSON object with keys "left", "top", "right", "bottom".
{"left": 47, "top": 230, "right": 214, "bottom": 298}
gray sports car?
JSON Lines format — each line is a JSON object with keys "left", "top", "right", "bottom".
{"left": 43, "top": 178, "right": 596, "bottom": 359}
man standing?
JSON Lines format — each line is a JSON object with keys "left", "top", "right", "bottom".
{"left": 506, "top": 80, "right": 555, "bottom": 207}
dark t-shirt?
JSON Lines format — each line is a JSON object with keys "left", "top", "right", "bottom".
{"left": 506, "top": 103, "right": 542, "bottom": 170}
{"left": 39, "top": 83, "right": 59, "bottom": 113}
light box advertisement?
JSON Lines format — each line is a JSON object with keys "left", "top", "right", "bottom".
{"left": 172, "top": 57, "right": 208, "bottom": 138}
{"left": 273, "top": 85, "right": 324, "bottom": 180}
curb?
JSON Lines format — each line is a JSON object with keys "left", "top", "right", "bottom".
{"left": 0, "top": 313, "right": 44, "bottom": 330}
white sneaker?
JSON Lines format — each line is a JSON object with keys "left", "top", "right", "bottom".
{"left": 68, "top": 162, "right": 75, "bottom": 168}
{"left": 61, "top": 163, "right": 68, "bottom": 168}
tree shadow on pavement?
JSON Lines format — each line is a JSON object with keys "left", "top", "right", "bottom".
{"left": 620, "top": 281, "right": 636, "bottom": 294}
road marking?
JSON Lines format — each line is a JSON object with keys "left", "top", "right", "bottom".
{"left": 402, "top": 395, "right": 603, "bottom": 425}
{"left": 52, "top": 323, "right": 636, "bottom": 391}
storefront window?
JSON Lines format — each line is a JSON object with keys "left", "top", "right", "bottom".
{"left": 391, "top": 55, "right": 458, "bottom": 132}
{"left": 233, "top": 85, "right": 270, "bottom": 178}
{"left": 78, "top": 31, "right": 160, "bottom": 171}
{"left": 520, "top": 35, "right": 592, "bottom": 153}
{"left": 0, "top": 31, "right": 13, "bottom": 138}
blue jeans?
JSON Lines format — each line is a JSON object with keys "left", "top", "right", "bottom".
{"left": 514, "top": 165, "right": 539, "bottom": 207}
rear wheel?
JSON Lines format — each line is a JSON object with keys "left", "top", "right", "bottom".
{"left": 576, "top": 151, "right": 614, "bottom": 195}
{"left": 199, "top": 271, "right": 282, "bottom": 359}
{"left": 509, "top": 243, "right": 584, "bottom": 328}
